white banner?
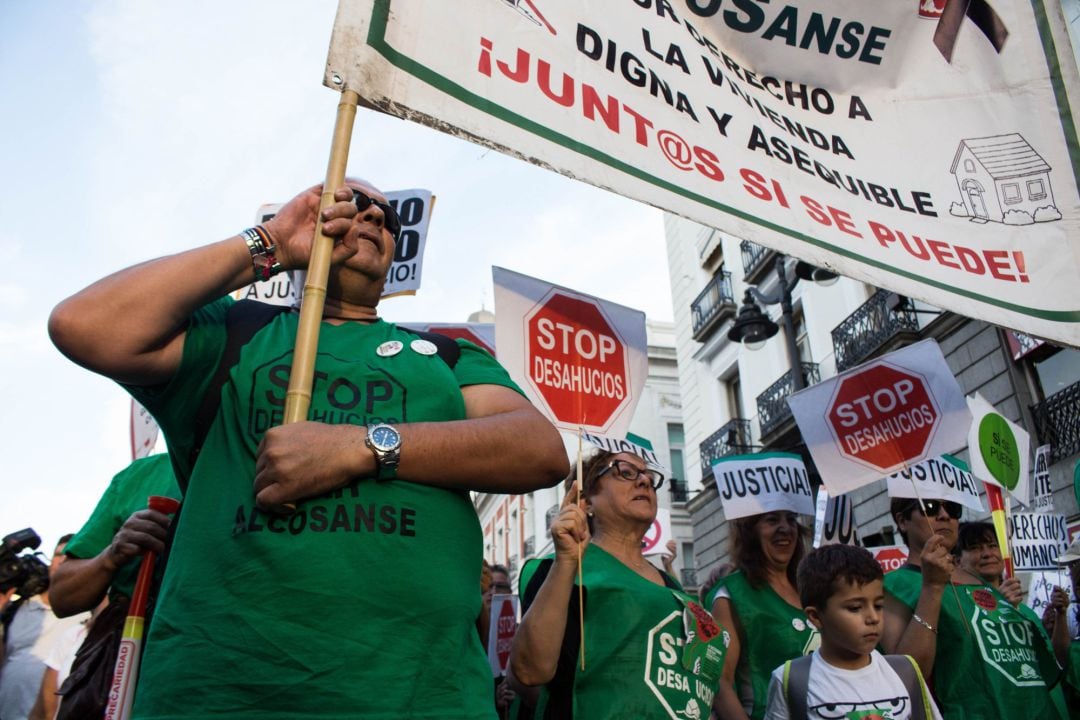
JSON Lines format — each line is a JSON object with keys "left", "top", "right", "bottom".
{"left": 493, "top": 266, "right": 648, "bottom": 437}
{"left": 886, "top": 454, "right": 985, "bottom": 512}
{"left": 130, "top": 399, "right": 159, "bottom": 460}
{"left": 325, "top": 0, "right": 1080, "bottom": 346}
{"left": 967, "top": 392, "right": 1031, "bottom": 501}
{"left": 1031, "top": 444, "right": 1054, "bottom": 512}
{"left": 642, "top": 507, "right": 673, "bottom": 558}
{"left": 1009, "top": 512, "right": 1069, "bottom": 571}
{"left": 788, "top": 339, "right": 971, "bottom": 495}
{"left": 711, "top": 452, "right": 815, "bottom": 521}
{"left": 1023, "top": 568, "right": 1070, "bottom": 617}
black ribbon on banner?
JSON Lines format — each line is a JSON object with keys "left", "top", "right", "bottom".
{"left": 934, "top": 0, "right": 1009, "bottom": 62}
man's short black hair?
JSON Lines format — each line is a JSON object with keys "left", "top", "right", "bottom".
{"left": 57, "top": 533, "right": 75, "bottom": 546}
{"left": 489, "top": 564, "right": 509, "bottom": 577}
{"left": 797, "top": 544, "right": 884, "bottom": 610}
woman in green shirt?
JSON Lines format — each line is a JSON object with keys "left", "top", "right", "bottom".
{"left": 705, "top": 511, "right": 816, "bottom": 720}
{"left": 882, "top": 499, "right": 1063, "bottom": 719}
{"left": 511, "top": 451, "right": 728, "bottom": 719}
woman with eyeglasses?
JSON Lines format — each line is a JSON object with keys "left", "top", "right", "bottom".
{"left": 703, "top": 511, "right": 816, "bottom": 720}
{"left": 509, "top": 450, "right": 728, "bottom": 719}
{"left": 882, "top": 498, "right": 1065, "bottom": 719}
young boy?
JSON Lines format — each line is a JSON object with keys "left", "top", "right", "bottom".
{"left": 763, "top": 544, "right": 942, "bottom": 720}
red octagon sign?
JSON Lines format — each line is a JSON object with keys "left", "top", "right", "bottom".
{"left": 495, "top": 599, "right": 517, "bottom": 672}
{"left": 872, "top": 546, "right": 909, "bottom": 573}
{"left": 524, "top": 291, "right": 630, "bottom": 431}
{"left": 825, "top": 362, "right": 940, "bottom": 472}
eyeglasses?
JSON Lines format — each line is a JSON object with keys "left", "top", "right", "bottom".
{"left": 353, "top": 190, "right": 401, "bottom": 241}
{"left": 599, "top": 460, "right": 664, "bottom": 490}
{"left": 907, "top": 499, "right": 962, "bottom": 520}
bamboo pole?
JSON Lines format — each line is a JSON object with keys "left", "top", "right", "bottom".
{"left": 283, "top": 89, "right": 360, "bottom": 424}
{"left": 577, "top": 428, "right": 585, "bottom": 670}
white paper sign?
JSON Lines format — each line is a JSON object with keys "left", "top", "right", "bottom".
{"left": 1009, "top": 512, "right": 1069, "bottom": 571}
{"left": 642, "top": 508, "right": 673, "bottom": 558}
{"left": 1023, "top": 568, "right": 1070, "bottom": 617}
{"left": 583, "top": 431, "right": 665, "bottom": 471}
{"left": 788, "top": 339, "right": 970, "bottom": 496}
{"left": 885, "top": 454, "right": 985, "bottom": 512}
{"left": 236, "top": 189, "right": 434, "bottom": 303}
{"left": 130, "top": 399, "right": 159, "bottom": 460}
{"left": 813, "top": 487, "right": 859, "bottom": 548}
{"left": 487, "top": 593, "right": 519, "bottom": 677}
{"left": 966, "top": 393, "right": 1031, "bottom": 502}
{"left": 1031, "top": 444, "right": 1054, "bottom": 513}
{"left": 325, "top": 0, "right": 1080, "bottom": 346}
{"left": 493, "top": 266, "right": 648, "bottom": 437}
{"left": 711, "top": 452, "right": 815, "bottom": 521}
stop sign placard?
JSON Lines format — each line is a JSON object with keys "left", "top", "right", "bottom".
{"left": 487, "top": 594, "right": 519, "bottom": 676}
{"left": 525, "top": 291, "right": 630, "bottom": 431}
{"left": 825, "top": 362, "right": 940, "bottom": 473}
{"left": 872, "top": 545, "right": 909, "bottom": 574}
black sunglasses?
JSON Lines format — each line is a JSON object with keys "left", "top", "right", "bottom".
{"left": 353, "top": 190, "right": 401, "bottom": 241}
{"left": 905, "top": 499, "right": 962, "bottom": 520}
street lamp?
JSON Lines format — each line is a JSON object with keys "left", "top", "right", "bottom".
{"left": 727, "top": 255, "right": 838, "bottom": 391}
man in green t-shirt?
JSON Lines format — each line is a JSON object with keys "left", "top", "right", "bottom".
{"left": 50, "top": 179, "right": 569, "bottom": 719}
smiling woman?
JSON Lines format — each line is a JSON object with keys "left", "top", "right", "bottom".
{"left": 703, "top": 511, "right": 815, "bottom": 720}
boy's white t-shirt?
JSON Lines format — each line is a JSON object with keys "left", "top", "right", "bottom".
{"left": 763, "top": 649, "right": 943, "bottom": 720}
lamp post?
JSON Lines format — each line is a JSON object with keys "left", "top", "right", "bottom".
{"left": 727, "top": 255, "right": 837, "bottom": 392}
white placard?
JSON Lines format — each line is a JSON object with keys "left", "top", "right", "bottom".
{"left": 1031, "top": 444, "right": 1054, "bottom": 512}
{"left": 493, "top": 266, "right": 648, "bottom": 437}
{"left": 326, "top": 1, "right": 1080, "bottom": 346}
{"left": 711, "top": 452, "right": 815, "bottom": 521}
{"left": 966, "top": 392, "right": 1031, "bottom": 502}
{"left": 642, "top": 508, "right": 673, "bottom": 558}
{"left": 130, "top": 399, "right": 159, "bottom": 460}
{"left": 789, "top": 339, "right": 970, "bottom": 496}
{"left": 886, "top": 454, "right": 985, "bottom": 512}
{"left": 1009, "top": 512, "right": 1069, "bottom": 571}
{"left": 813, "top": 487, "right": 859, "bottom": 547}
{"left": 487, "top": 593, "right": 519, "bottom": 677}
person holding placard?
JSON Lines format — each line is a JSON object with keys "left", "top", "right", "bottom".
{"left": 49, "top": 179, "right": 569, "bottom": 719}
{"left": 882, "top": 499, "right": 1064, "bottom": 719}
{"left": 510, "top": 451, "right": 728, "bottom": 719}
{"left": 704, "top": 511, "right": 818, "bottom": 720}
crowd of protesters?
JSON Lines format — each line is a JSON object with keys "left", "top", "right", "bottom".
{"left": 1, "top": 178, "right": 1076, "bottom": 719}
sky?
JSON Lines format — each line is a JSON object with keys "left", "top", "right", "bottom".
{"left": 0, "top": 1, "right": 673, "bottom": 554}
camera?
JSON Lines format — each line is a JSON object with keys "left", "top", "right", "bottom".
{"left": 0, "top": 528, "right": 50, "bottom": 598}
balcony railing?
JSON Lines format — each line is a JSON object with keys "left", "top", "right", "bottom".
{"left": 1031, "top": 379, "right": 1080, "bottom": 463}
{"left": 523, "top": 536, "right": 535, "bottom": 559}
{"left": 699, "top": 419, "right": 754, "bottom": 477}
{"left": 545, "top": 504, "right": 558, "bottom": 536}
{"left": 691, "top": 271, "right": 736, "bottom": 342}
{"left": 741, "top": 240, "right": 777, "bottom": 284}
{"left": 757, "top": 362, "right": 821, "bottom": 439}
{"left": 680, "top": 568, "right": 698, "bottom": 589}
{"left": 831, "top": 289, "right": 921, "bottom": 372}
{"left": 669, "top": 479, "right": 690, "bottom": 503}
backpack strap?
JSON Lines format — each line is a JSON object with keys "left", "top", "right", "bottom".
{"left": 783, "top": 655, "right": 813, "bottom": 720}
{"left": 186, "top": 300, "right": 291, "bottom": 487}
{"left": 884, "top": 655, "right": 930, "bottom": 720}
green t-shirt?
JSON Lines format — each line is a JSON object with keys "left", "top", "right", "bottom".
{"left": 706, "top": 570, "right": 820, "bottom": 720}
{"left": 64, "top": 454, "right": 181, "bottom": 598}
{"left": 526, "top": 545, "right": 729, "bottom": 720}
{"left": 883, "top": 566, "right": 1062, "bottom": 720}
{"left": 127, "top": 298, "right": 522, "bottom": 720}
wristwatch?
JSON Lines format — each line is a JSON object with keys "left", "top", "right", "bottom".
{"left": 365, "top": 423, "right": 402, "bottom": 481}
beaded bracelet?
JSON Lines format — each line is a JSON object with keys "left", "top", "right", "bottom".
{"left": 911, "top": 612, "right": 937, "bottom": 634}
{"left": 241, "top": 226, "right": 281, "bottom": 282}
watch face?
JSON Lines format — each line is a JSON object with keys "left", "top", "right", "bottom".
{"left": 370, "top": 425, "right": 400, "bottom": 451}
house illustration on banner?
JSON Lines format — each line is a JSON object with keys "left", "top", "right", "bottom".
{"left": 949, "top": 133, "right": 1061, "bottom": 225}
